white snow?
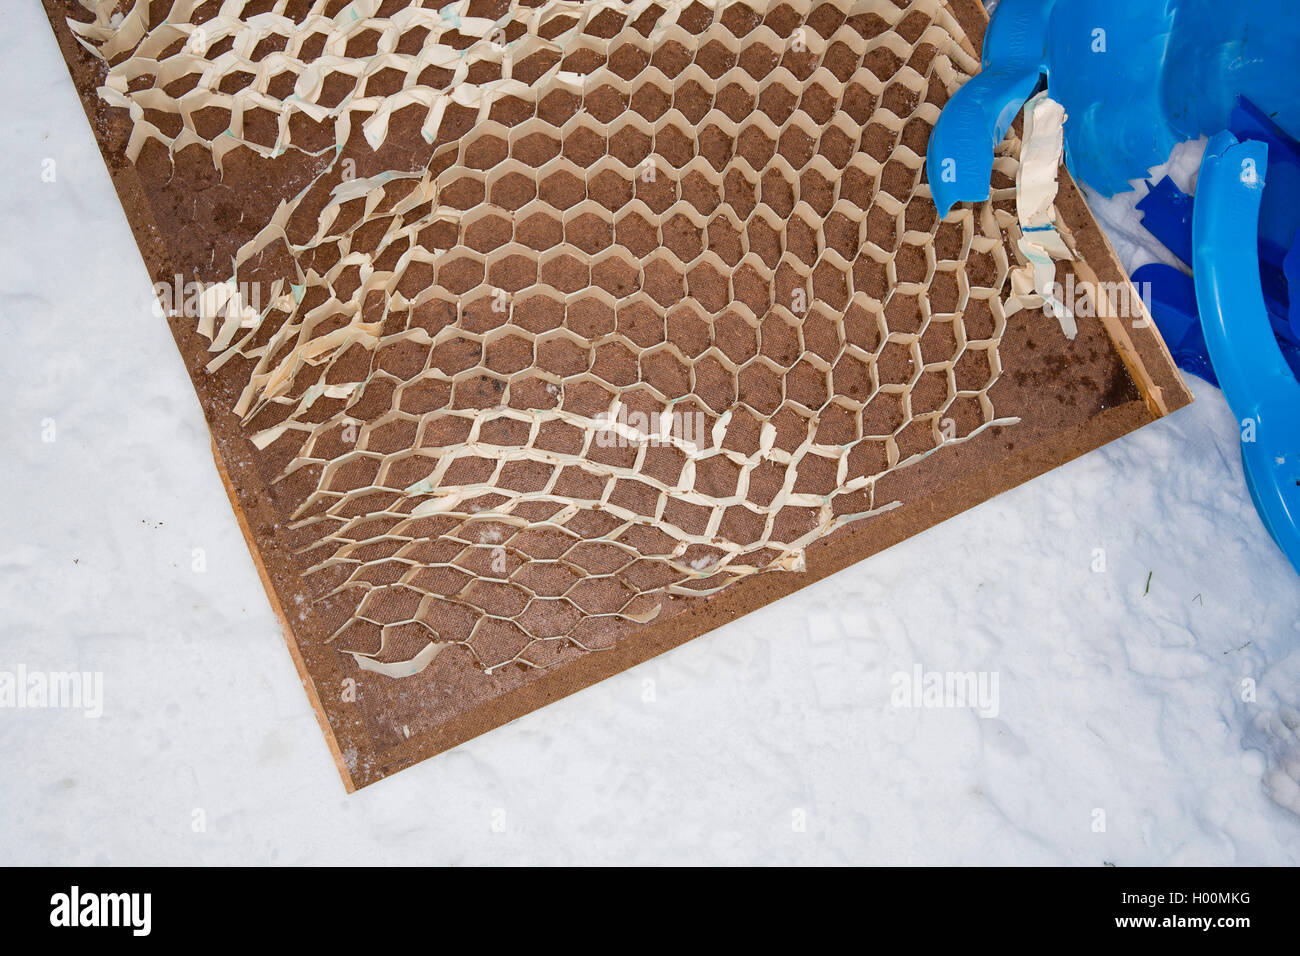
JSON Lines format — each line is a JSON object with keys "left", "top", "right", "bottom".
{"left": 1, "top": 1, "right": 1298, "bottom": 864}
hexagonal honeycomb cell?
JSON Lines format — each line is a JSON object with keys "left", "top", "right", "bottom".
{"left": 75, "top": 0, "right": 1030, "bottom": 678}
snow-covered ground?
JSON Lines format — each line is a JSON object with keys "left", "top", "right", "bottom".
{"left": 2, "top": 0, "right": 1298, "bottom": 865}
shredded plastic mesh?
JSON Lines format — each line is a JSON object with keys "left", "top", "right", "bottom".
{"left": 75, "top": 0, "right": 1028, "bottom": 677}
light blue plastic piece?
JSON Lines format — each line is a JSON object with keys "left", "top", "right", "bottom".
{"left": 1194, "top": 133, "right": 1300, "bottom": 575}
{"left": 1228, "top": 99, "right": 1300, "bottom": 342}
{"left": 925, "top": 0, "right": 1049, "bottom": 218}
{"left": 1231, "top": 98, "right": 1300, "bottom": 284}
{"left": 928, "top": 0, "right": 1300, "bottom": 216}
{"left": 1131, "top": 98, "right": 1300, "bottom": 396}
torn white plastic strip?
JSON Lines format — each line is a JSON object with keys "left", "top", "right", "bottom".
{"left": 352, "top": 637, "right": 447, "bottom": 678}
{"left": 1012, "top": 90, "right": 1077, "bottom": 340}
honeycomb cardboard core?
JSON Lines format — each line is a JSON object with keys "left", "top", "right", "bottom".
{"left": 44, "top": 0, "right": 1191, "bottom": 788}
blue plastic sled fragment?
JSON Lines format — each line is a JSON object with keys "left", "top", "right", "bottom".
{"left": 1135, "top": 178, "right": 1194, "bottom": 270}
{"left": 1194, "top": 133, "right": 1300, "bottom": 574}
{"left": 925, "top": 0, "right": 1050, "bottom": 218}
{"left": 1135, "top": 259, "right": 1300, "bottom": 387}
{"left": 928, "top": 0, "right": 1300, "bottom": 216}
{"left": 1133, "top": 99, "right": 1300, "bottom": 389}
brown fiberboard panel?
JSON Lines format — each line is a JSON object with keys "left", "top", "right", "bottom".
{"left": 43, "top": 0, "right": 1191, "bottom": 789}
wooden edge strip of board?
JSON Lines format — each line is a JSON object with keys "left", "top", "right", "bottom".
{"left": 1056, "top": 171, "right": 1190, "bottom": 419}
{"left": 210, "top": 437, "right": 359, "bottom": 792}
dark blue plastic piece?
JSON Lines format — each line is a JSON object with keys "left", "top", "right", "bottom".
{"left": 1194, "top": 132, "right": 1300, "bottom": 575}
{"left": 1135, "top": 260, "right": 1300, "bottom": 385}
{"left": 1287, "top": 236, "right": 1300, "bottom": 339}
{"left": 1131, "top": 263, "right": 1217, "bottom": 386}
{"left": 1135, "top": 178, "right": 1194, "bottom": 269}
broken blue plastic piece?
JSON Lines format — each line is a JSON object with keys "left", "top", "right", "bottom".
{"left": 1228, "top": 99, "right": 1300, "bottom": 343}
{"left": 1135, "top": 178, "right": 1194, "bottom": 269}
{"left": 1131, "top": 263, "right": 1217, "bottom": 386}
{"left": 1194, "top": 132, "right": 1300, "bottom": 575}
{"left": 1135, "top": 260, "right": 1300, "bottom": 386}
{"left": 925, "top": 0, "right": 1050, "bottom": 218}
{"left": 1287, "top": 237, "right": 1300, "bottom": 340}
{"left": 1137, "top": 165, "right": 1296, "bottom": 347}
{"left": 1133, "top": 99, "right": 1300, "bottom": 376}
{"left": 1132, "top": 100, "right": 1300, "bottom": 388}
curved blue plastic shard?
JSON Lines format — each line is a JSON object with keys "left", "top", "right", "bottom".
{"left": 1230, "top": 98, "right": 1300, "bottom": 277}
{"left": 1227, "top": 98, "right": 1300, "bottom": 344}
{"left": 1135, "top": 100, "right": 1300, "bottom": 348}
{"left": 1193, "top": 132, "right": 1300, "bottom": 574}
{"left": 926, "top": 0, "right": 1054, "bottom": 218}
